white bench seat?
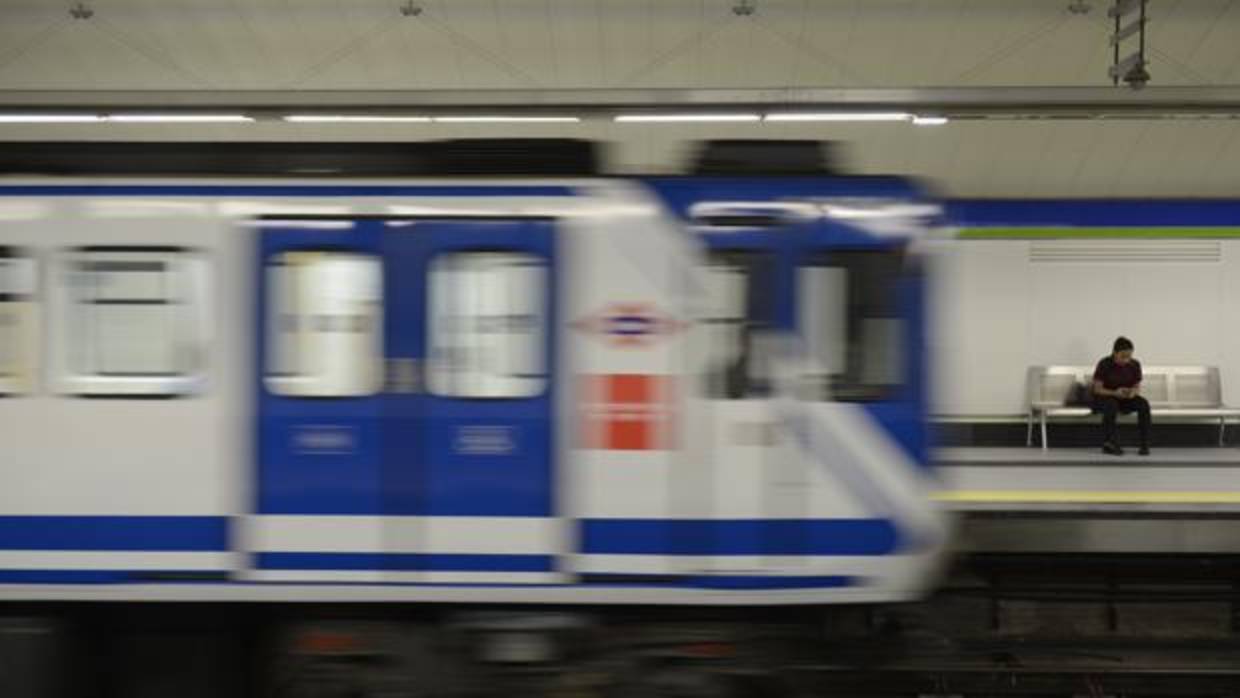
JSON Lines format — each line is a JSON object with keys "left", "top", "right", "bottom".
{"left": 1027, "top": 365, "right": 1240, "bottom": 450}
{"left": 1043, "top": 406, "right": 1240, "bottom": 419}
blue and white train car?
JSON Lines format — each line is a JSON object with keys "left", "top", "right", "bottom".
{"left": 0, "top": 150, "right": 946, "bottom": 606}
{"left": 646, "top": 175, "right": 948, "bottom": 592}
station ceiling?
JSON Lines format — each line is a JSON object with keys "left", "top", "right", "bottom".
{"left": 1, "top": 0, "right": 1238, "bottom": 197}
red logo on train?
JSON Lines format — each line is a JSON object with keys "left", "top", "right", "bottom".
{"left": 578, "top": 374, "right": 677, "bottom": 451}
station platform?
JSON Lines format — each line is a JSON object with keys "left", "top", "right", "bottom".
{"left": 933, "top": 447, "right": 1240, "bottom": 554}
{"left": 936, "top": 447, "right": 1240, "bottom": 511}
{"left": 940, "top": 446, "right": 1240, "bottom": 466}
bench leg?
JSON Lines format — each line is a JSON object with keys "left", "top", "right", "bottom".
{"left": 1221, "top": 417, "right": 1227, "bottom": 447}
{"left": 1026, "top": 411, "right": 1034, "bottom": 447}
{"left": 1040, "top": 413, "right": 1049, "bottom": 451}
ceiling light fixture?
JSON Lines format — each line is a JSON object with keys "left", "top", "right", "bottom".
{"left": 431, "top": 116, "right": 580, "bottom": 123}
{"left": 763, "top": 112, "right": 911, "bottom": 122}
{"left": 68, "top": 2, "right": 94, "bottom": 20}
{"left": 615, "top": 114, "right": 761, "bottom": 123}
{"left": 911, "top": 115, "right": 949, "bottom": 125}
{"left": 732, "top": 0, "right": 757, "bottom": 16}
{"left": 283, "top": 115, "right": 433, "bottom": 123}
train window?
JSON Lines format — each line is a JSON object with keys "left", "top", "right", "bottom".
{"left": 0, "top": 248, "right": 36, "bottom": 395}
{"left": 264, "top": 251, "right": 382, "bottom": 398}
{"left": 700, "top": 250, "right": 776, "bottom": 399}
{"left": 799, "top": 249, "right": 904, "bottom": 402}
{"left": 427, "top": 251, "right": 547, "bottom": 399}
{"left": 55, "top": 248, "right": 209, "bottom": 396}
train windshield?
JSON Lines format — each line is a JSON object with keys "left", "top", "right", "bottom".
{"left": 799, "top": 249, "right": 905, "bottom": 402}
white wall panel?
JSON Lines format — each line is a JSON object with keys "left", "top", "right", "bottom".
{"left": 935, "top": 239, "right": 1237, "bottom": 416}
{"left": 1220, "top": 243, "right": 1240, "bottom": 407}
{"left": 932, "top": 241, "right": 1030, "bottom": 415}
{"left": 1132, "top": 265, "right": 1222, "bottom": 365}
{"left": 1028, "top": 264, "right": 1126, "bottom": 365}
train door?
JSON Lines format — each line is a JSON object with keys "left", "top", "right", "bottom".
{"left": 253, "top": 220, "right": 387, "bottom": 581}
{"left": 698, "top": 226, "right": 809, "bottom": 575}
{"left": 253, "top": 218, "right": 558, "bottom": 583}
{"left": 383, "top": 219, "right": 558, "bottom": 582}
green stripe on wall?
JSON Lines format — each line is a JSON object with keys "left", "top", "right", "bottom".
{"left": 959, "top": 227, "right": 1240, "bottom": 239}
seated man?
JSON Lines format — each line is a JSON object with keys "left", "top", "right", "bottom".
{"left": 1092, "top": 336, "right": 1151, "bottom": 456}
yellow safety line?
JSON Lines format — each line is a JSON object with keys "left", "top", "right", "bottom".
{"left": 935, "top": 490, "right": 1240, "bottom": 504}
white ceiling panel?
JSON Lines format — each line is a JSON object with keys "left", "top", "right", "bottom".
{"left": 1, "top": 0, "right": 1236, "bottom": 89}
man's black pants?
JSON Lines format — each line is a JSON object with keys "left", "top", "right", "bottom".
{"left": 1094, "top": 396, "right": 1151, "bottom": 446}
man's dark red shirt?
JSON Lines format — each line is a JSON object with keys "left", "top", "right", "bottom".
{"left": 1093, "top": 356, "right": 1142, "bottom": 390}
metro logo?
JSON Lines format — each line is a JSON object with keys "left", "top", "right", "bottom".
{"left": 571, "top": 303, "right": 685, "bottom": 348}
{"left": 578, "top": 374, "right": 676, "bottom": 450}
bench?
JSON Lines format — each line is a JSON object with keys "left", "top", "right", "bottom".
{"left": 1026, "top": 365, "right": 1240, "bottom": 450}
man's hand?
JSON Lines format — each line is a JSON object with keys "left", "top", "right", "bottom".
{"left": 1117, "top": 387, "right": 1133, "bottom": 398}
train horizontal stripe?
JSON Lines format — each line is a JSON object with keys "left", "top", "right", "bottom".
{"left": 255, "top": 552, "right": 554, "bottom": 572}
{"left": 244, "top": 570, "right": 848, "bottom": 590}
{"left": 244, "top": 570, "right": 563, "bottom": 585}
{"left": 0, "top": 580, "right": 895, "bottom": 604}
{"left": 0, "top": 516, "right": 228, "bottom": 551}
{"left": 959, "top": 226, "right": 1240, "bottom": 239}
{"left": 0, "top": 185, "right": 575, "bottom": 197}
{"left": 0, "top": 574, "right": 852, "bottom": 591}
{"left": 0, "top": 551, "right": 232, "bottom": 570}
{"left": 579, "top": 519, "right": 900, "bottom": 556}
{"left": 0, "top": 570, "right": 228, "bottom": 584}
{"left": 572, "top": 553, "right": 893, "bottom": 577}
{"left": 248, "top": 515, "right": 557, "bottom": 554}
{"left": 0, "top": 517, "right": 901, "bottom": 559}
{"left": 936, "top": 490, "right": 1240, "bottom": 504}
{"left": 0, "top": 570, "right": 141, "bottom": 584}
{"left": 687, "top": 575, "right": 851, "bottom": 590}
{"left": 579, "top": 573, "right": 854, "bottom": 590}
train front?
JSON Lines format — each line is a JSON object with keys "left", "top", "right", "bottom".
{"left": 646, "top": 149, "right": 950, "bottom": 602}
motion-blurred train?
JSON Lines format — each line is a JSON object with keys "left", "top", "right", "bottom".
{"left": 0, "top": 140, "right": 947, "bottom": 609}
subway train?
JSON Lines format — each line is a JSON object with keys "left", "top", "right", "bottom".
{"left": 0, "top": 140, "right": 949, "bottom": 608}
{"left": 9, "top": 140, "right": 1234, "bottom": 695}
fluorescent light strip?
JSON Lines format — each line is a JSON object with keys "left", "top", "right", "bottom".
{"left": 431, "top": 116, "right": 580, "bottom": 123}
{"left": 0, "top": 113, "right": 255, "bottom": 123}
{"left": 105, "top": 114, "right": 254, "bottom": 123}
{"left": 764, "top": 112, "right": 911, "bottom": 122}
{"left": 0, "top": 111, "right": 948, "bottom": 126}
{"left": 284, "top": 115, "right": 432, "bottom": 123}
{"left": 0, "top": 114, "right": 103, "bottom": 123}
{"left": 615, "top": 114, "right": 761, "bottom": 123}
{"left": 0, "top": 111, "right": 950, "bottom": 126}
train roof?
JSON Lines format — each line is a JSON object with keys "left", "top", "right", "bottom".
{"left": 643, "top": 175, "right": 937, "bottom": 231}
{"left": 0, "top": 140, "right": 603, "bottom": 177}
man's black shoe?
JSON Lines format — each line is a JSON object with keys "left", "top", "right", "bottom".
{"left": 1139, "top": 445, "right": 1150, "bottom": 456}
{"left": 1102, "top": 442, "right": 1124, "bottom": 456}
